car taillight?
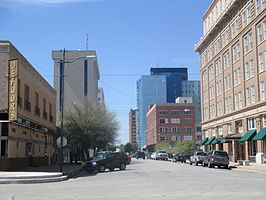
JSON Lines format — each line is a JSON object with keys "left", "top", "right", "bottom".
{"left": 211, "top": 156, "right": 215, "bottom": 160}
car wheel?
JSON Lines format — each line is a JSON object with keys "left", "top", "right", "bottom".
{"left": 189, "top": 161, "right": 192, "bottom": 165}
{"left": 120, "top": 163, "right": 126, "bottom": 170}
{"left": 195, "top": 161, "right": 198, "bottom": 166}
{"left": 208, "top": 161, "right": 213, "bottom": 168}
{"left": 109, "top": 168, "right": 114, "bottom": 171}
{"left": 224, "top": 165, "right": 229, "bottom": 169}
{"left": 99, "top": 165, "right": 105, "bottom": 172}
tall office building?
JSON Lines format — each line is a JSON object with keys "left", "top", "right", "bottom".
{"left": 150, "top": 68, "right": 188, "bottom": 102}
{"left": 181, "top": 81, "right": 202, "bottom": 147}
{"left": 195, "top": 0, "right": 266, "bottom": 163}
{"left": 52, "top": 50, "right": 100, "bottom": 125}
{"left": 98, "top": 88, "right": 106, "bottom": 109}
{"left": 137, "top": 75, "right": 167, "bottom": 147}
{"left": 129, "top": 108, "right": 138, "bottom": 145}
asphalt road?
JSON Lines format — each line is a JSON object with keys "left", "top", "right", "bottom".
{"left": 1, "top": 159, "right": 266, "bottom": 200}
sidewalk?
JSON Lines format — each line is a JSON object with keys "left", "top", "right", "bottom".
{"left": 230, "top": 162, "right": 266, "bottom": 175}
{"left": 0, "top": 164, "right": 83, "bottom": 184}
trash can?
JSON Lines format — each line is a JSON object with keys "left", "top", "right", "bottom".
{"left": 256, "top": 153, "right": 264, "bottom": 164}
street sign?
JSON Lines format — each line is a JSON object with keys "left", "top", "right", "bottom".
{"left": 57, "top": 136, "right": 67, "bottom": 147}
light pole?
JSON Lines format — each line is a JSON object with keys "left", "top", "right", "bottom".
{"left": 59, "top": 48, "right": 96, "bottom": 172}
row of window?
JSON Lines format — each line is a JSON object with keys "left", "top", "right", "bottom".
{"left": 159, "top": 110, "right": 192, "bottom": 116}
{"left": 160, "top": 135, "right": 193, "bottom": 142}
{"left": 159, "top": 118, "right": 193, "bottom": 124}
{"left": 202, "top": 3, "right": 266, "bottom": 68}
{"left": 159, "top": 127, "right": 193, "bottom": 133}
{"left": 203, "top": 115, "right": 266, "bottom": 138}
{"left": 203, "top": 81, "right": 266, "bottom": 120}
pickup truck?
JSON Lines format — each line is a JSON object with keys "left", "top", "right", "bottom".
{"left": 190, "top": 151, "right": 206, "bottom": 166}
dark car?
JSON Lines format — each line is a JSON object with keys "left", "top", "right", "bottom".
{"left": 203, "top": 150, "right": 229, "bottom": 168}
{"left": 172, "top": 153, "right": 186, "bottom": 163}
{"left": 83, "top": 152, "right": 128, "bottom": 173}
{"left": 136, "top": 151, "right": 145, "bottom": 159}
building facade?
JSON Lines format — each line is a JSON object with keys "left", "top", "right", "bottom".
{"left": 137, "top": 75, "right": 167, "bottom": 148}
{"left": 195, "top": 0, "right": 266, "bottom": 163}
{"left": 98, "top": 87, "right": 106, "bottom": 109}
{"left": 52, "top": 50, "right": 100, "bottom": 125}
{"left": 181, "top": 81, "right": 202, "bottom": 148}
{"left": 146, "top": 102, "right": 195, "bottom": 149}
{"left": 150, "top": 68, "right": 188, "bottom": 103}
{"left": 129, "top": 108, "right": 138, "bottom": 145}
{"left": 0, "top": 41, "right": 56, "bottom": 170}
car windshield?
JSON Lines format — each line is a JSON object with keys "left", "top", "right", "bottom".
{"left": 214, "top": 151, "right": 228, "bottom": 156}
{"left": 197, "top": 152, "right": 206, "bottom": 156}
{"left": 158, "top": 151, "right": 166, "bottom": 153}
{"left": 93, "top": 153, "right": 107, "bottom": 160}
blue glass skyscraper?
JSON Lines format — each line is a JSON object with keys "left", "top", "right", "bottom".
{"left": 150, "top": 68, "right": 188, "bottom": 103}
{"left": 137, "top": 75, "right": 167, "bottom": 148}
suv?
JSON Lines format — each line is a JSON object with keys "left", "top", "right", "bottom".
{"left": 190, "top": 151, "right": 206, "bottom": 166}
{"left": 155, "top": 150, "right": 168, "bottom": 160}
{"left": 136, "top": 151, "right": 145, "bottom": 159}
{"left": 83, "top": 152, "right": 128, "bottom": 173}
{"left": 203, "top": 150, "right": 229, "bottom": 169}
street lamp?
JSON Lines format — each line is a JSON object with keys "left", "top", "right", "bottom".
{"left": 59, "top": 48, "right": 96, "bottom": 172}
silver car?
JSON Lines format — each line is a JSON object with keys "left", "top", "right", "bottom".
{"left": 155, "top": 150, "right": 168, "bottom": 160}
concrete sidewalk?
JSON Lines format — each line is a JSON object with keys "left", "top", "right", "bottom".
{"left": 230, "top": 162, "right": 266, "bottom": 175}
{"left": 0, "top": 164, "right": 83, "bottom": 184}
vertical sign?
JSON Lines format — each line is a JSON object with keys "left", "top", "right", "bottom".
{"left": 8, "top": 59, "right": 18, "bottom": 121}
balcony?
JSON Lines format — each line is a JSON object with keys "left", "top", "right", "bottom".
{"left": 34, "top": 106, "right": 40, "bottom": 116}
{"left": 24, "top": 100, "right": 31, "bottom": 112}
{"left": 43, "top": 111, "right": 47, "bottom": 120}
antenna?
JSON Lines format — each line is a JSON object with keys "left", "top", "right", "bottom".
{"left": 85, "top": 33, "right": 88, "bottom": 50}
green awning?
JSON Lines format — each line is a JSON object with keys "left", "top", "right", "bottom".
{"left": 240, "top": 129, "right": 256, "bottom": 142}
{"left": 205, "top": 136, "right": 216, "bottom": 145}
{"left": 199, "top": 137, "right": 208, "bottom": 145}
{"left": 211, "top": 135, "right": 223, "bottom": 145}
{"left": 252, "top": 128, "right": 266, "bottom": 141}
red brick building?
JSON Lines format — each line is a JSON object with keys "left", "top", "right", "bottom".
{"left": 146, "top": 103, "right": 195, "bottom": 149}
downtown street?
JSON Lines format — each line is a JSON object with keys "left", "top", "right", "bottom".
{"left": 1, "top": 159, "right": 266, "bottom": 200}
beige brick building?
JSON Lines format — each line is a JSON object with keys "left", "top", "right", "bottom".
{"left": 129, "top": 108, "right": 138, "bottom": 145}
{"left": 0, "top": 41, "right": 56, "bottom": 170}
{"left": 195, "top": 0, "right": 266, "bottom": 163}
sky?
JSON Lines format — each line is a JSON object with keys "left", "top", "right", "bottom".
{"left": 0, "top": 0, "right": 213, "bottom": 144}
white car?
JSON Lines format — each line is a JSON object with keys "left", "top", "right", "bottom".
{"left": 155, "top": 150, "right": 168, "bottom": 160}
{"left": 151, "top": 152, "right": 156, "bottom": 160}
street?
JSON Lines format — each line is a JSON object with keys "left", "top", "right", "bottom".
{"left": 1, "top": 159, "right": 266, "bottom": 200}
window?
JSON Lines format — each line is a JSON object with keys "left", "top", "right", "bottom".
{"left": 256, "top": 0, "right": 266, "bottom": 13}
{"left": 159, "top": 118, "right": 168, "bottom": 124}
{"left": 224, "top": 74, "right": 231, "bottom": 91}
{"left": 212, "top": 128, "right": 216, "bottom": 136}
{"left": 227, "top": 123, "right": 232, "bottom": 134}
{"left": 232, "top": 43, "right": 240, "bottom": 62}
{"left": 260, "top": 81, "right": 265, "bottom": 101}
{"left": 215, "top": 59, "right": 222, "bottom": 76}
{"left": 210, "top": 104, "right": 216, "bottom": 118}
{"left": 218, "top": 126, "right": 223, "bottom": 135}
{"left": 233, "top": 68, "right": 241, "bottom": 86}
{"left": 209, "top": 86, "right": 215, "bottom": 99}
{"left": 244, "top": 32, "right": 253, "bottom": 54}
{"left": 244, "top": 59, "right": 255, "bottom": 80}
{"left": 183, "top": 110, "right": 192, "bottom": 115}
{"left": 159, "top": 127, "right": 168, "bottom": 133}
{"left": 242, "top": 7, "right": 251, "bottom": 26}
{"left": 225, "top": 97, "right": 232, "bottom": 113}
{"left": 237, "top": 121, "right": 243, "bottom": 133}
{"left": 171, "top": 136, "right": 180, "bottom": 141}
{"left": 258, "top": 51, "right": 266, "bottom": 72}
{"left": 172, "top": 127, "right": 180, "bottom": 133}
{"left": 184, "top": 127, "right": 192, "bottom": 133}
{"left": 216, "top": 80, "right": 222, "bottom": 96}
{"left": 248, "top": 118, "right": 256, "bottom": 129}
{"left": 171, "top": 110, "right": 180, "bottom": 115}
{"left": 160, "top": 136, "right": 168, "bottom": 141}
{"left": 263, "top": 115, "right": 266, "bottom": 127}
{"left": 223, "top": 51, "right": 230, "bottom": 69}
{"left": 184, "top": 136, "right": 193, "bottom": 141}
{"left": 159, "top": 110, "right": 168, "bottom": 115}
{"left": 251, "top": 86, "right": 255, "bottom": 103}
{"left": 217, "top": 101, "right": 223, "bottom": 116}
{"left": 183, "top": 118, "right": 192, "bottom": 124}
{"left": 171, "top": 118, "right": 180, "bottom": 124}
{"left": 202, "top": 70, "right": 208, "bottom": 85}
{"left": 246, "top": 86, "right": 255, "bottom": 105}
{"left": 208, "top": 65, "right": 214, "bottom": 80}
{"left": 257, "top": 23, "right": 264, "bottom": 43}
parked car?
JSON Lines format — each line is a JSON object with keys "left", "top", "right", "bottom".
{"left": 83, "top": 152, "right": 128, "bottom": 173}
{"left": 172, "top": 153, "right": 186, "bottom": 163}
{"left": 202, "top": 150, "right": 229, "bottom": 168}
{"left": 155, "top": 150, "right": 168, "bottom": 160}
{"left": 190, "top": 151, "right": 206, "bottom": 166}
{"left": 136, "top": 151, "right": 145, "bottom": 159}
{"left": 150, "top": 152, "right": 156, "bottom": 160}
